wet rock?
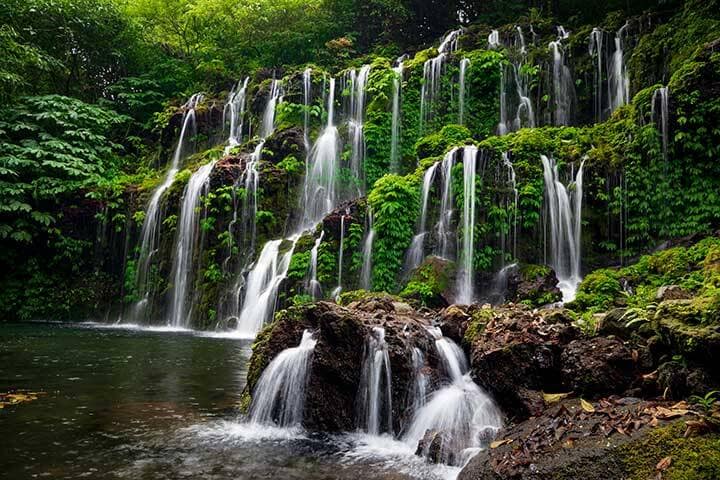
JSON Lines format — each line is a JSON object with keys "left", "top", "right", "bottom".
{"left": 655, "top": 300, "right": 720, "bottom": 373}
{"left": 401, "top": 256, "right": 456, "bottom": 309}
{"left": 416, "top": 430, "right": 455, "bottom": 465}
{"left": 560, "top": 337, "right": 636, "bottom": 396}
{"left": 656, "top": 285, "right": 692, "bottom": 301}
{"left": 657, "top": 361, "right": 715, "bottom": 399}
{"left": 438, "top": 304, "right": 472, "bottom": 344}
{"left": 507, "top": 264, "right": 562, "bottom": 307}
{"left": 263, "top": 126, "right": 304, "bottom": 166}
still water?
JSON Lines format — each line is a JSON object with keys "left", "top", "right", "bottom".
{"left": 0, "top": 322, "right": 456, "bottom": 479}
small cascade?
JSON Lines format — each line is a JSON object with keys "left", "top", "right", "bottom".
{"left": 488, "top": 29, "right": 501, "bottom": 49}
{"left": 499, "top": 27, "right": 534, "bottom": 135}
{"left": 436, "top": 148, "right": 458, "bottom": 259}
{"left": 411, "top": 348, "right": 428, "bottom": 413}
{"left": 541, "top": 155, "right": 584, "bottom": 302}
{"left": 167, "top": 161, "right": 215, "bottom": 328}
{"left": 249, "top": 330, "right": 317, "bottom": 427}
{"left": 515, "top": 25, "right": 527, "bottom": 54}
{"left": 302, "top": 77, "right": 341, "bottom": 229}
{"left": 261, "top": 79, "right": 283, "bottom": 138}
{"left": 306, "top": 231, "right": 325, "bottom": 299}
{"left": 456, "top": 146, "right": 478, "bottom": 305}
{"left": 502, "top": 153, "right": 519, "bottom": 260}
{"left": 609, "top": 23, "right": 630, "bottom": 113}
{"left": 405, "top": 162, "right": 439, "bottom": 273}
{"left": 234, "top": 237, "right": 298, "bottom": 337}
{"left": 348, "top": 65, "right": 371, "bottom": 193}
{"left": 458, "top": 58, "right": 470, "bottom": 125}
{"left": 129, "top": 93, "right": 203, "bottom": 323}
{"left": 420, "top": 29, "right": 462, "bottom": 132}
{"left": 303, "top": 68, "right": 312, "bottom": 151}
{"left": 357, "top": 327, "right": 392, "bottom": 436}
{"left": 489, "top": 262, "right": 519, "bottom": 304}
{"left": 651, "top": 86, "right": 670, "bottom": 163}
{"left": 360, "top": 209, "right": 375, "bottom": 291}
{"left": 331, "top": 211, "right": 347, "bottom": 300}
{"left": 390, "top": 55, "right": 407, "bottom": 172}
{"left": 404, "top": 329, "right": 502, "bottom": 465}
{"left": 589, "top": 24, "right": 630, "bottom": 121}
{"left": 548, "top": 26, "right": 574, "bottom": 126}
{"left": 224, "top": 78, "right": 249, "bottom": 153}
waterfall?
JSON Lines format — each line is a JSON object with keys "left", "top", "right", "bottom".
{"left": 541, "top": 155, "right": 584, "bottom": 302}
{"left": 224, "top": 78, "right": 249, "bottom": 153}
{"left": 411, "top": 348, "right": 428, "bottom": 413}
{"left": 390, "top": 56, "right": 406, "bottom": 173}
{"left": 420, "top": 29, "right": 462, "bottom": 132}
{"left": 129, "top": 93, "right": 203, "bottom": 323}
{"left": 348, "top": 65, "right": 371, "bottom": 193}
{"left": 307, "top": 231, "right": 324, "bottom": 299}
{"left": 456, "top": 146, "right": 478, "bottom": 305}
{"left": 515, "top": 25, "right": 527, "bottom": 54}
{"left": 167, "top": 161, "right": 215, "bottom": 327}
{"left": 234, "top": 237, "right": 298, "bottom": 337}
{"left": 261, "top": 79, "right": 283, "bottom": 139}
{"left": 489, "top": 262, "right": 519, "bottom": 304}
{"left": 499, "top": 29, "right": 534, "bottom": 135}
{"left": 302, "top": 77, "right": 341, "bottom": 229}
{"left": 331, "top": 211, "right": 347, "bottom": 300}
{"left": 303, "top": 68, "right": 312, "bottom": 151}
{"left": 548, "top": 28, "right": 574, "bottom": 126}
{"left": 360, "top": 209, "right": 375, "bottom": 291}
{"left": 488, "top": 29, "right": 500, "bottom": 49}
{"left": 249, "top": 330, "right": 317, "bottom": 427}
{"left": 609, "top": 23, "right": 630, "bottom": 113}
{"left": 589, "top": 24, "right": 630, "bottom": 121}
{"left": 651, "top": 86, "right": 670, "bottom": 163}
{"left": 404, "top": 329, "right": 502, "bottom": 466}
{"left": 502, "top": 153, "right": 518, "bottom": 260}
{"left": 436, "top": 148, "right": 458, "bottom": 259}
{"left": 458, "top": 58, "right": 470, "bottom": 125}
{"left": 405, "top": 162, "right": 439, "bottom": 274}
{"left": 357, "top": 327, "right": 392, "bottom": 436}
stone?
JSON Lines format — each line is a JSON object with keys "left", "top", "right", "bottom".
{"left": 656, "top": 285, "right": 692, "bottom": 301}
{"left": 560, "top": 337, "right": 636, "bottom": 396}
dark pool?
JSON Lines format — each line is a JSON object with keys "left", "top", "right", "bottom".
{"left": 0, "top": 322, "right": 457, "bottom": 480}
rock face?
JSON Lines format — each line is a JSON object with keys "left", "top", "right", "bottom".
{"left": 243, "top": 295, "right": 444, "bottom": 433}
{"left": 560, "top": 337, "right": 636, "bottom": 395}
{"left": 506, "top": 264, "right": 562, "bottom": 306}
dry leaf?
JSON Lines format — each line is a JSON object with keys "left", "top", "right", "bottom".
{"left": 543, "top": 392, "right": 571, "bottom": 404}
{"left": 581, "top": 398, "right": 595, "bottom": 413}
{"left": 490, "top": 439, "right": 513, "bottom": 449}
{"left": 656, "top": 456, "right": 672, "bottom": 471}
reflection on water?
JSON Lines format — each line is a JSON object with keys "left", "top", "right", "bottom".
{"left": 0, "top": 323, "right": 457, "bottom": 479}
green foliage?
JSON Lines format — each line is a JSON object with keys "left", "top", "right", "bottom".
{"left": 415, "top": 124, "right": 472, "bottom": 160}
{"left": 0, "top": 95, "right": 128, "bottom": 243}
{"left": 368, "top": 174, "right": 419, "bottom": 292}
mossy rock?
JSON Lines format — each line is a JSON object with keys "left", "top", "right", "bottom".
{"left": 655, "top": 301, "right": 720, "bottom": 370}
{"left": 400, "top": 256, "right": 456, "bottom": 308}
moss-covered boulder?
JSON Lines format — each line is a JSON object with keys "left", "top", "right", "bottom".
{"left": 401, "top": 255, "right": 456, "bottom": 308}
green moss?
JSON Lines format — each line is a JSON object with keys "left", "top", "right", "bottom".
{"left": 400, "top": 258, "right": 453, "bottom": 307}
{"left": 618, "top": 423, "right": 720, "bottom": 480}
{"left": 414, "top": 124, "right": 472, "bottom": 159}
{"left": 464, "top": 308, "right": 494, "bottom": 345}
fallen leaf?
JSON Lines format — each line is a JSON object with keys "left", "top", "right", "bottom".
{"left": 581, "top": 398, "right": 595, "bottom": 413}
{"left": 490, "top": 439, "right": 513, "bottom": 449}
{"left": 543, "top": 392, "right": 571, "bottom": 404}
{"left": 656, "top": 456, "right": 672, "bottom": 471}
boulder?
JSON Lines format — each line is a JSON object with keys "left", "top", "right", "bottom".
{"left": 507, "top": 264, "right": 562, "bottom": 307}
{"left": 560, "top": 337, "right": 636, "bottom": 396}
{"left": 401, "top": 256, "right": 456, "bottom": 308}
{"left": 656, "top": 285, "right": 692, "bottom": 301}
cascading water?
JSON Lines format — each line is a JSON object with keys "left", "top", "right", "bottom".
{"left": 405, "top": 162, "right": 439, "bottom": 274}
{"left": 224, "top": 78, "right": 249, "bottom": 153}
{"left": 404, "top": 328, "right": 502, "bottom": 465}
{"left": 651, "top": 86, "right": 670, "bottom": 163}
{"left": 331, "top": 211, "right": 347, "bottom": 300}
{"left": 498, "top": 26, "right": 535, "bottom": 135}
{"left": 436, "top": 148, "right": 458, "bottom": 259}
{"left": 249, "top": 330, "right": 317, "bottom": 427}
{"left": 502, "top": 152, "right": 519, "bottom": 260}
{"left": 234, "top": 237, "right": 298, "bottom": 337}
{"left": 411, "top": 348, "right": 428, "bottom": 414}
{"left": 589, "top": 24, "right": 630, "bottom": 121}
{"left": 261, "top": 79, "right": 283, "bottom": 138}
{"left": 541, "top": 155, "right": 584, "bottom": 302}
{"left": 306, "top": 231, "right": 325, "bottom": 299}
{"left": 390, "top": 56, "right": 406, "bottom": 173}
{"left": 129, "top": 93, "right": 203, "bottom": 323}
{"left": 302, "top": 77, "right": 341, "bottom": 228}
{"left": 456, "top": 146, "right": 478, "bottom": 305}
{"left": 348, "top": 65, "right": 371, "bottom": 193}
{"left": 303, "top": 68, "right": 312, "bottom": 151}
{"left": 609, "top": 23, "right": 630, "bottom": 113}
{"left": 357, "top": 327, "right": 392, "bottom": 436}
{"left": 360, "top": 210, "right": 375, "bottom": 291}
{"left": 167, "top": 161, "right": 215, "bottom": 328}
{"left": 548, "top": 27, "right": 574, "bottom": 126}
{"left": 488, "top": 29, "right": 501, "bottom": 49}
{"left": 458, "top": 58, "right": 470, "bottom": 125}
{"left": 420, "top": 29, "right": 462, "bottom": 132}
